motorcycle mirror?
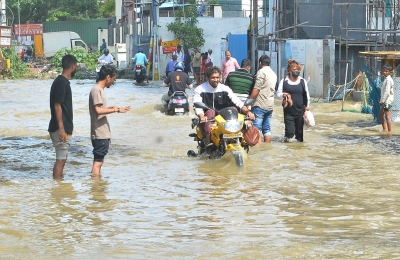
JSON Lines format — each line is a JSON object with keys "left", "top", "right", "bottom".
{"left": 244, "top": 98, "right": 255, "bottom": 106}
{"left": 193, "top": 102, "right": 210, "bottom": 110}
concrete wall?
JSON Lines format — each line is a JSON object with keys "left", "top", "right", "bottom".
{"left": 156, "top": 17, "right": 264, "bottom": 77}
{"left": 282, "top": 39, "right": 335, "bottom": 98}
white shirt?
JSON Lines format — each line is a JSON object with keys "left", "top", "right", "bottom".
{"left": 173, "top": 50, "right": 184, "bottom": 63}
{"left": 276, "top": 76, "right": 310, "bottom": 108}
{"left": 98, "top": 54, "right": 114, "bottom": 63}
{"left": 380, "top": 75, "right": 394, "bottom": 104}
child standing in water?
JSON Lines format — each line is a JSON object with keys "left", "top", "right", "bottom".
{"left": 379, "top": 64, "right": 394, "bottom": 132}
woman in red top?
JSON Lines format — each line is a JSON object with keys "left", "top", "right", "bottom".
{"left": 20, "top": 49, "right": 25, "bottom": 60}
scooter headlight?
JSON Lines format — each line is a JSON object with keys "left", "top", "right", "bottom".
{"left": 222, "top": 120, "right": 242, "bottom": 132}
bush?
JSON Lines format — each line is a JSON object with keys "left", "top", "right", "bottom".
{"left": 51, "top": 47, "right": 106, "bottom": 71}
{"left": 1, "top": 47, "right": 34, "bottom": 79}
{"left": 1, "top": 46, "right": 106, "bottom": 79}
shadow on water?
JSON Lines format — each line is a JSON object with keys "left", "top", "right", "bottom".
{"left": 326, "top": 133, "right": 400, "bottom": 155}
{"left": 342, "top": 120, "right": 379, "bottom": 128}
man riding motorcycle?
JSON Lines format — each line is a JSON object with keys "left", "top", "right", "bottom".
{"left": 132, "top": 48, "right": 149, "bottom": 83}
{"left": 162, "top": 62, "right": 193, "bottom": 108}
{"left": 98, "top": 48, "right": 113, "bottom": 64}
{"left": 193, "top": 66, "right": 255, "bottom": 147}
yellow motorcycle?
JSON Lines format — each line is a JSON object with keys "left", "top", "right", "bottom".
{"left": 187, "top": 100, "right": 254, "bottom": 167}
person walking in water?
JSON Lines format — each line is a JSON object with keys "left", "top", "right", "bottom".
{"left": 249, "top": 55, "right": 277, "bottom": 143}
{"left": 225, "top": 58, "right": 254, "bottom": 102}
{"left": 173, "top": 45, "right": 184, "bottom": 63}
{"left": 221, "top": 50, "right": 240, "bottom": 83}
{"left": 192, "top": 48, "right": 201, "bottom": 85}
{"left": 89, "top": 65, "right": 131, "bottom": 176}
{"left": 48, "top": 54, "right": 78, "bottom": 179}
{"left": 166, "top": 54, "right": 178, "bottom": 77}
{"left": 379, "top": 64, "right": 394, "bottom": 132}
{"left": 276, "top": 59, "right": 310, "bottom": 142}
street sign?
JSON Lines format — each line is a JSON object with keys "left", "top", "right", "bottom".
{"left": 0, "top": 26, "right": 12, "bottom": 47}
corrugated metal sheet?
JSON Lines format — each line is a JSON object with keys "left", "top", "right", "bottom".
{"left": 227, "top": 34, "right": 248, "bottom": 65}
{"left": 218, "top": 0, "right": 242, "bottom": 11}
{"left": 43, "top": 19, "right": 109, "bottom": 45}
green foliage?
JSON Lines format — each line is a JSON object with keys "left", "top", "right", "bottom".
{"left": 99, "top": 0, "right": 116, "bottom": 18}
{"left": 208, "top": 0, "right": 219, "bottom": 4}
{"left": 0, "top": 46, "right": 103, "bottom": 79}
{"left": 46, "top": 10, "right": 71, "bottom": 22}
{"left": 166, "top": 5, "right": 205, "bottom": 50}
{"left": 51, "top": 47, "right": 105, "bottom": 71}
{"left": 1, "top": 47, "right": 34, "bottom": 79}
{"left": 8, "top": 0, "right": 107, "bottom": 23}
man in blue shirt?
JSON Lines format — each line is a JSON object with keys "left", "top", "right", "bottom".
{"left": 166, "top": 54, "right": 177, "bottom": 77}
{"left": 100, "top": 39, "right": 107, "bottom": 52}
{"left": 132, "top": 48, "right": 149, "bottom": 83}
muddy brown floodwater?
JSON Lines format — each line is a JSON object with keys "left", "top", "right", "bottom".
{"left": 1, "top": 79, "right": 400, "bottom": 259}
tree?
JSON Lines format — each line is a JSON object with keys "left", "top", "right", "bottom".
{"left": 166, "top": 0, "right": 205, "bottom": 50}
{"left": 6, "top": 0, "right": 111, "bottom": 23}
{"left": 99, "top": 0, "right": 115, "bottom": 18}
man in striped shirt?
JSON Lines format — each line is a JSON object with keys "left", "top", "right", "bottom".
{"left": 224, "top": 59, "right": 254, "bottom": 102}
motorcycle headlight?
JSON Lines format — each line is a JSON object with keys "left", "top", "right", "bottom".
{"left": 221, "top": 120, "right": 242, "bottom": 132}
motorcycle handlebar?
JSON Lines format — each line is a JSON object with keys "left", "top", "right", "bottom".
{"left": 191, "top": 117, "right": 215, "bottom": 129}
{"left": 200, "top": 117, "right": 214, "bottom": 123}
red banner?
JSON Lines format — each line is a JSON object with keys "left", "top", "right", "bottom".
{"left": 162, "top": 46, "right": 177, "bottom": 54}
{"left": 14, "top": 24, "right": 43, "bottom": 36}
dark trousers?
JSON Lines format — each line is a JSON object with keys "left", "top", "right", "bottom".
{"left": 284, "top": 113, "right": 304, "bottom": 142}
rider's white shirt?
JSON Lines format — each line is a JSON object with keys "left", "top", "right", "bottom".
{"left": 98, "top": 54, "right": 113, "bottom": 63}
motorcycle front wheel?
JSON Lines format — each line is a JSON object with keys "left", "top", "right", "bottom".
{"left": 232, "top": 151, "right": 244, "bottom": 167}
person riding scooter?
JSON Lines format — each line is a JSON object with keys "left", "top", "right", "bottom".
{"left": 162, "top": 62, "right": 193, "bottom": 108}
{"left": 132, "top": 48, "right": 149, "bottom": 83}
{"left": 98, "top": 48, "right": 113, "bottom": 64}
{"left": 193, "top": 66, "right": 255, "bottom": 147}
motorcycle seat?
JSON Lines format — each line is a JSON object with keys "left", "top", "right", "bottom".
{"left": 171, "top": 91, "right": 186, "bottom": 97}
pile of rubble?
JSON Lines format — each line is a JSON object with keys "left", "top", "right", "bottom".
{"left": 26, "top": 57, "right": 58, "bottom": 76}
{"left": 26, "top": 57, "right": 96, "bottom": 79}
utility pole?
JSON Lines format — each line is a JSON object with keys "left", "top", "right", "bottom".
{"left": 251, "top": 0, "right": 258, "bottom": 73}
{"left": 0, "top": 0, "right": 6, "bottom": 26}
{"left": 152, "top": 0, "right": 160, "bottom": 81}
{"left": 17, "top": 0, "right": 20, "bottom": 52}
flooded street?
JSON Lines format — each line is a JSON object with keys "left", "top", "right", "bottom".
{"left": 1, "top": 79, "right": 400, "bottom": 259}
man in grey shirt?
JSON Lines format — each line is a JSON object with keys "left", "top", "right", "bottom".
{"left": 249, "top": 55, "right": 277, "bottom": 143}
{"left": 89, "top": 65, "right": 131, "bottom": 176}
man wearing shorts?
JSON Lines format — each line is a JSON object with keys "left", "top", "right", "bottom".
{"left": 89, "top": 65, "right": 131, "bottom": 176}
{"left": 192, "top": 48, "right": 201, "bottom": 85}
{"left": 48, "top": 54, "right": 78, "bottom": 179}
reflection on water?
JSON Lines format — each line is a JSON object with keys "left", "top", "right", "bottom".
{"left": 1, "top": 79, "right": 400, "bottom": 258}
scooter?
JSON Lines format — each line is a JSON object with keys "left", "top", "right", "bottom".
{"left": 187, "top": 99, "right": 254, "bottom": 167}
{"left": 166, "top": 91, "right": 190, "bottom": 116}
{"left": 134, "top": 64, "right": 146, "bottom": 83}
{"left": 96, "top": 60, "right": 112, "bottom": 82}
